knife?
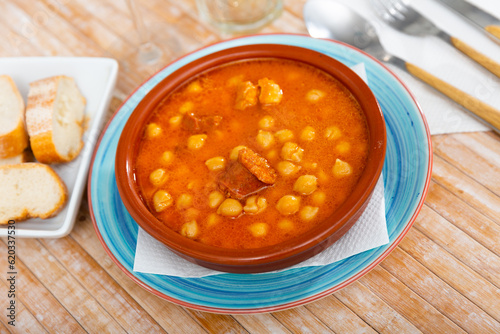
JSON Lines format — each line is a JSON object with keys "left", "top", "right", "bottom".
{"left": 436, "top": 0, "right": 500, "bottom": 43}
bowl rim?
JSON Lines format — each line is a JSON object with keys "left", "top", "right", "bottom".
{"left": 114, "top": 43, "right": 386, "bottom": 271}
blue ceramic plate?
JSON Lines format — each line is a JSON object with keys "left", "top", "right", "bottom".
{"left": 89, "top": 34, "right": 432, "bottom": 314}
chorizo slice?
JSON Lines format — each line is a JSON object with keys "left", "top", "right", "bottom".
{"left": 218, "top": 160, "right": 268, "bottom": 199}
{"left": 182, "top": 112, "right": 222, "bottom": 132}
{"left": 238, "top": 148, "right": 277, "bottom": 184}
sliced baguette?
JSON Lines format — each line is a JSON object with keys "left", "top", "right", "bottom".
{"left": 0, "top": 75, "right": 28, "bottom": 159}
{"left": 0, "top": 163, "right": 68, "bottom": 224}
{"left": 26, "top": 75, "right": 86, "bottom": 163}
{"left": 0, "top": 149, "right": 33, "bottom": 166}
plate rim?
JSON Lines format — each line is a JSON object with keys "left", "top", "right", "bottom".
{"left": 88, "top": 33, "right": 432, "bottom": 314}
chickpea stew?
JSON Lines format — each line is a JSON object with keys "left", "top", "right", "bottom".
{"left": 135, "top": 58, "right": 369, "bottom": 249}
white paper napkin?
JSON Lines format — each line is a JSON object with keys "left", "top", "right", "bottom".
{"left": 133, "top": 63, "right": 389, "bottom": 277}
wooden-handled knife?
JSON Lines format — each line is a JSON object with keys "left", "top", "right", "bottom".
{"left": 436, "top": 0, "right": 500, "bottom": 43}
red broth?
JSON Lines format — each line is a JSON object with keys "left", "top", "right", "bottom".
{"left": 135, "top": 58, "right": 369, "bottom": 249}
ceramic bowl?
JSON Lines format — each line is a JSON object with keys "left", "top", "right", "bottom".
{"left": 115, "top": 44, "right": 386, "bottom": 273}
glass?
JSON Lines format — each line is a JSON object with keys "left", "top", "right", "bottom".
{"left": 125, "top": 0, "right": 162, "bottom": 65}
{"left": 108, "top": 0, "right": 182, "bottom": 81}
{"left": 195, "top": 0, "right": 283, "bottom": 34}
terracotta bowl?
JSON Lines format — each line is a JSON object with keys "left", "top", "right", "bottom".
{"left": 115, "top": 44, "right": 386, "bottom": 274}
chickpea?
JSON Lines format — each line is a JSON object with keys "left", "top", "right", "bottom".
{"left": 258, "top": 115, "right": 275, "bottom": 129}
{"left": 266, "top": 149, "right": 278, "bottom": 161}
{"left": 149, "top": 168, "right": 168, "bottom": 186}
{"left": 311, "top": 191, "right": 326, "bottom": 206}
{"left": 184, "top": 207, "right": 200, "bottom": 221}
{"left": 160, "top": 151, "right": 174, "bottom": 165}
{"left": 208, "top": 191, "right": 225, "bottom": 209}
{"left": 243, "top": 195, "right": 267, "bottom": 214}
{"left": 256, "top": 130, "right": 275, "bottom": 149}
{"left": 325, "top": 126, "right": 341, "bottom": 140}
{"left": 187, "top": 80, "right": 202, "bottom": 93}
{"left": 278, "top": 219, "right": 294, "bottom": 231}
{"left": 306, "top": 89, "right": 325, "bottom": 102}
{"left": 317, "top": 169, "right": 329, "bottom": 183}
{"left": 181, "top": 221, "right": 199, "bottom": 238}
{"left": 333, "top": 159, "right": 352, "bottom": 177}
{"left": 293, "top": 175, "right": 318, "bottom": 195}
{"left": 176, "top": 193, "right": 193, "bottom": 210}
{"left": 145, "top": 123, "right": 162, "bottom": 139}
{"left": 217, "top": 198, "right": 243, "bottom": 217}
{"left": 336, "top": 141, "right": 351, "bottom": 154}
{"left": 302, "top": 161, "right": 318, "bottom": 170}
{"left": 230, "top": 145, "right": 247, "bottom": 160}
{"left": 357, "top": 142, "right": 369, "bottom": 156}
{"left": 274, "top": 129, "right": 294, "bottom": 143}
{"left": 299, "top": 206, "right": 319, "bottom": 221}
{"left": 179, "top": 101, "right": 194, "bottom": 114}
{"left": 205, "top": 156, "right": 226, "bottom": 171}
{"left": 277, "top": 161, "right": 301, "bottom": 177}
{"left": 300, "top": 126, "right": 316, "bottom": 141}
{"left": 276, "top": 195, "right": 300, "bottom": 215}
{"left": 152, "top": 190, "right": 173, "bottom": 212}
{"left": 187, "top": 134, "right": 207, "bottom": 150}
{"left": 206, "top": 213, "right": 220, "bottom": 227}
{"left": 281, "top": 142, "right": 304, "bottom": 163}
{"left": 249, "top": 223, "right": 269, "bottom": 237}
{"left": 169, "top": 115, "right": 183, "bottom": 128}
{"left": 227, "top": 74, "right": 244, "bottom": 87}
{"left": 256, "top": 196, "right": 268, "bottom": 209}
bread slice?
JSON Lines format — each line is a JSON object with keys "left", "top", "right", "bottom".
{"left": 26, "top": 76, "right": 86, "bottom": 163}
{"left": 0, "top": 75, "right": 28, "bottom": 159}
{"left": 0, "top": 150, "right": 33, "bottom": 166}
{"left": 0, "top": 163, "right": 68, "bottom": 224}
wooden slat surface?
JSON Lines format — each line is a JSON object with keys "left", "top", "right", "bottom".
{"left": 1, "top": 0, "right": 499, "bottom": 332}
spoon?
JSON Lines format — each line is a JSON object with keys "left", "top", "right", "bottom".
{"left": 303, "top": 0, "right": 500, "bottom": 134}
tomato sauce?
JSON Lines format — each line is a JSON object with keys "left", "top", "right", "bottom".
{"left": 135, "top": 58, "right": 369, "bottom": 249}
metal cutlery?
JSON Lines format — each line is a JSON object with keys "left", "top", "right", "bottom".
{"left": 436, "top": 0, "right": 500, "bottom": 43}
{"left": 303, "top": 0, "right": 500, "bottom": 134}
{"left": 371, "top": 0, "right": 500, "bottom": 78}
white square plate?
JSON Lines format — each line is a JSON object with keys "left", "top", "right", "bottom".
{"left": 0, "top": 57, "right": 118, "bottom": 238}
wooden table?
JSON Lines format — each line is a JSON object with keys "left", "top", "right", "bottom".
{"left": 1, "top": 0, "right": 499, "bottom": 332}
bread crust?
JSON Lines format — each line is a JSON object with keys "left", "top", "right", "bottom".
{"left": 0, "top": 121, "right": 29, "bottom": 159}
{"left": 29, "top": 132, "right": 80, "bottom": 163}
{"left": 26, "top": 75, "right": 85, "bottom": 164}
{"left": 0, "top": 149, "right": 33, "bottom": 165}
{"left": 0, "top": 75, "right": 28, "bottom": 158}
{"left": 0, "top": 163, "right": 68, "bottom": 224}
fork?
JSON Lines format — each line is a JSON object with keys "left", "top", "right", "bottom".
{"left": 372, "top": 0, "right": 500, "bottom": 78}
